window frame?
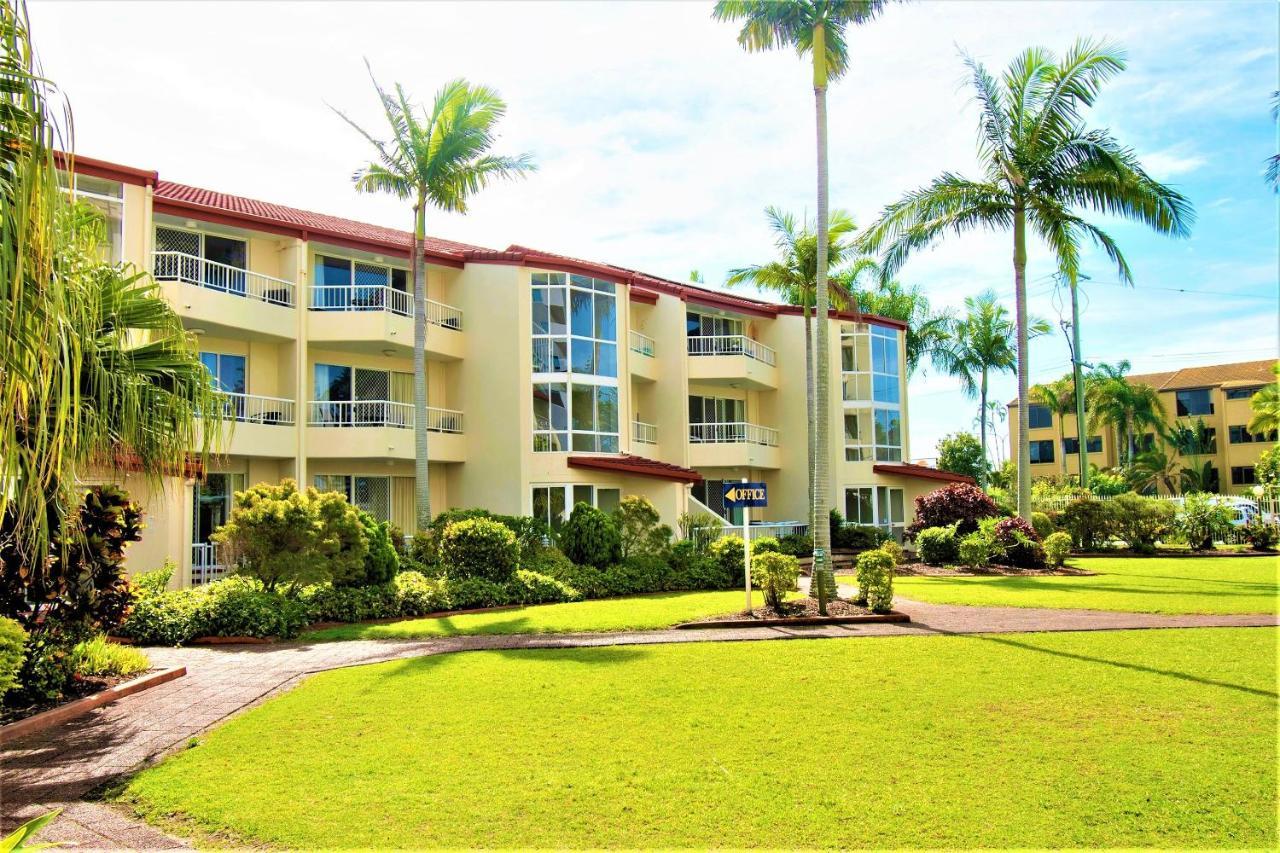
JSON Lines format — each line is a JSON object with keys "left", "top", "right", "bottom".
{"left": 1175, "top": 388, "right": 1214, "bottom": 417}
{"left": 530, "top": 484, "right": 622, "bottom": 531}
{"left": 1029, "top": 439, "right": 1056, "bottom": 464}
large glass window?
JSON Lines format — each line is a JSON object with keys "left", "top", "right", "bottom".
{"left": 689, "top": 395, "right": 747, "bottom": 443}
{"left": 155, "top": 226, "right": 247, "bottom": 294}
{"left": 844, "top": 486, "right": 904, "bottom": 542}
{"left": 200, "top": 352, "right": 246, "bottom": 395}
{"left": 873, "top": 409, "right": 902, "bottom": 461}
{"left": 1225, "top": 387, "right": 1259, "bottom": 400}
{"left": 842, "top": 322, "right": 901, "bottom": 460}
{"left": 844, "top": 411, "right": 870, "bottom": 461}
{"left": 65, "top": 175, "right": 124, "bottom": 262}
{"left": 1062, "top": 436, "right": 1103, "bottom": 454}
{"left": 313, "top": 255, "right": 408, "bottom": 314}
{"left": 312, "top": 364, "right": 411, "bottom": 427}
{"left": 1175, "top": 388, "right": 1214, "bottom": 417}
{"left": 532, "top": 272, "right": 616, "bottom": 378}
{"left": 870, "top": 326, "right": 900, "bottom": 404}
{"left": 1027, "top": 404, "right": 1053, "bottom": 429}
{"left": 1231, "top": 466, "right": 1257, "bottom": 486}
{"left": 314, "top": 475, "right": 392, "bottom": 521}
{"left": 533, "top": 382, "right": 617, "bottom": 452}
{"left": 1030, "top": 439, "right": 1055, "bottom": 464}
{"left": 1229, "top": 425, "right": 1278, "bottom": 444}
{"left": 531, "top": 484, "right": 621, "bottom": 531}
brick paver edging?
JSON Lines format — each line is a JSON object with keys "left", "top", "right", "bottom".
{"left": 0, "top": 667, "right": 186, "bottom": 747}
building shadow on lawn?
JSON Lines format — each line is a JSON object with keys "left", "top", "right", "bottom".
{"left": 369, "top": 643, "right": 652, "bottom": 683}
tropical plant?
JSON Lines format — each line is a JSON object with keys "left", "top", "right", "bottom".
{"left": 907, "top": 483, "right": 1001, "bottom": 536}
{"left": 860, "top": 40, "right": 1194, "bottom": 518}
{"left": 936, "top": 291, "right": 1049, "bottom": 481}
{"left": 1268, "top": 91, "right": 1279, "bottom": 191}
{"left": 1, "top": 807, "right": 63, "bottom": 852}
{"left": 0, "top": 616, "right": 24, "bottom": 701}
{"left": 1176, "top": 493, "right": 1234, "bottom": 551}
{"left": 1179, "top": 460, "right": 1220, "bottom": 494}
{"left": 936, "top": 432, "right": 987, "bottom": 481}
{"left": 335, "top": 69, "right": 535, "bottom": 529}
{"left": 726, "top": 206, "right": 858, "bottom": 542}
{"left": 714, "top": 0, "right": 900, "bottom": 615}
{"left": 1028, "top": 376, "right": 1076, "bottom": 476}
{"left": 1255, "top": 446, "right": 1280, "bottom": 490}
{"left": 1087, "top": 361, "right": 1166, "bottom": 466}
{"left": 1129, "top": 446, "right": 1182, "bottom": 495}
{"left": 1247, "top": 363, "right": 1280, "bottom": 436}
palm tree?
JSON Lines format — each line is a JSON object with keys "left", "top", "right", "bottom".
{"left": 1028, "top": 375, "right": 1075, "bottom": 477}
{"left": 1247, "top": 363, "right": 1280, "bottom": 435}
{"left": 1129, "top": 446, "right": 1181, "bottom": 495}
{"left": 938, "top": 291, "right": 1048, "bottom": 485}
{"left": 726, "top": 206, "right": 857, "bottom": 541}
{"left": 334, "top": 69, "right": 534, "bottom": 530}
{"left": 713, "top": 0, "right": 900, "bottom": 612}
{"left": 1086, "top": 361, "right": 1165, "bottom": 467}
{"left": 1267, "top": 92, "right": 1278, "bottom": 191}
{"left": 859, "top": 40, "right": 1194, "bottom": 518}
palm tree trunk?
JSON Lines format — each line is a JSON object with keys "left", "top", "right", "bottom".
{"left": 803, "top": 307, "right": 816, "bottom": 544}
{"left": 811, "top": 23, "right": 832, "bottom": 615}
{"left": 412, "top": 198, "right": 431, "bottom": 530}
{"left": 1059, "top": 414, "right": 1068, "bottom": 477}
{"left": 1012, "top": 205, "right": 1031, "bottom": 520}
{"left": 979, "top": 369, "right": 989, "bottom": 486}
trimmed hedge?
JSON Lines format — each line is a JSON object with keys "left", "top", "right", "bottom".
{"left": 440, "top": 518, "right": 519, "bottom": 583}
{"left": 916, "top": 525, "right": 959, "bottom": 566}
{"left": 559, "top": 503, "right": 622, "bottom": 568}
{"left": 120, "top": 577, "right": 308, "bottom": 646}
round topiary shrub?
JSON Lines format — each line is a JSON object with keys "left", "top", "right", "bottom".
{"left": 440, "top": 517, "right": 519, "bottom": 583}
{"left": 907, "top": 483, "right": 1001, "bottom": 536}
{"left": 915, "top": 525, "right": 959, "bottom": 566}
{"left": 752, "top": 551, "right": 800, "bottom": 611}
{"left": 1044, "top": 531, "right": 1072, "bottom": 568}
{"left": 558, "top": 502, "right": 622, "bottom": 569}
{"left": 854, "top": 548, "right": 895, "bottom": 613}
{"left": 751, "top": 535, "right": 781, "bottom": 555}
{"left": 1030, "top": 511, "right": 1055, "bottom": 541}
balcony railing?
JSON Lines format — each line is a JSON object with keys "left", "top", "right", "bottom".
{"left": 191, "top": 542, "right": 229, "bottom": 586}
{"left": 152, "top": 251, "right": 294, "bottom": 307}
{"left": 217, "top": 393, "right": 295, "bottom": 426}
{"left": 309, "top": 286, "right": 463, "bottom": 330}
{"left": 632, "top": 419, "right": 657, "bottom": 445}
{"left": 689, "top": 421, "right": 778, "bottom": 446}
{"left": 308, "top": 400, "right": 463, "bottom": 433}
{"left": 629, "top": 330, "right": 655, "bottom": 357}
{"left": 686, "top": 334, "right": 776, "bottom": 366}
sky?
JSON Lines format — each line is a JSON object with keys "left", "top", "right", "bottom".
{"left": 30, "top": 0, "right": 1279, "bottom": 462}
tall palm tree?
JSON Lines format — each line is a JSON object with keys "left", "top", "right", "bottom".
{"left": 1129, "top": 446, "right": 1181, "bottom": 496}
{"left": 1086, "top": 361, "right": 1165, "bottom": 467}
{"left": 938, "top": 291, "right": 1049, "bottom": 484}
{"left": 1028, "top": 375, "right": 1075, "bottom": 477}
{"left": 859, "top": 40, "right": 1194, "bottom": 518}
{"left": 1268, "top": 92, "right": 1279, "bottom": 191}
{"left": 726, "top": 206, "right": 857, "bottom": 541}
{"left": 713, "top": 0, "right": 899, "bottom": 613}
{"left": 1247, "top": 363, "right": 1280, "bottom": 435}
{"left": 335, "top": 69, "right": 534, "bottom": 530}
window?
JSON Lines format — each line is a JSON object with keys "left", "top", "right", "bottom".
{"left": 1229, "top": 425, "right": 1278, "bottom": 444}
{"left": 845, "top": 487, "right": 874, "bottom": 525}
{"left": 688, "top": 395, "right": 746, "bottom": 441}
{"left": 870, "top": 326, "right": 900, "bottom": 404}
{"left": 691, "top": 479, "right": 744, "bottom": 525}
{"left": 686, "top": 311, "right": 744, "bottom": 355}
{"left": 314, "top": 475, "right": 392, "bottom": 521}
{"left": 1179, "top": 427, "right": 1217, "bottom": 455}
{"left": 312, "top": 255, "right": 409, "bottom": 314}
{"left": 531, "top": 485, "right": 621, "bottom": 530}
{"left": 1225, "top": 387, "right": 1259, "bottom": 400}
{"left": 1030, "top": 439, "right": 1055, "bottom": 464}
{"left": 1175, "top": 388, "right": 1214, "bottom": 417}
{"left": 1062, "top": 436, "right": 1103, "bottom": 454}
{"left": 312, "top": 364, "right": 412, "bottom": 427}
{"left": 844, "top": 486, "right": 905, "bottom": 542}
{"left": 1027, "top": 404, "right": 1053, "bottom": 429}
{"left": 193, "top": 473, "right": 245, "bottom": 546}
{"left": 842, "top": 322, "right": 901, "bottom": 460}
{"left": 844, "top": 410, "right": 870, "bottom": 461}
{"left": 532, "top": 272, "right": 617, "bottom": 377}
{"left": 533, "top": 382, "right": 618, "bottom": 452}
{"left": 65, "top": 174, "right": 124, "bottom": 262}
{"left": 873, "top": 409, "right": 902, "bottom": 461}
{"left": 155, "top": 226, "right": 247, "bottom": 294}
{"left": 1231, "top": 466, "right": 1257, "bottom": 486}
{"left": 201, "top": 351, "right": 247, "bottom": 420}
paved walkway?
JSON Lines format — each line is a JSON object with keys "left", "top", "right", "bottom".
{"left": 2, "top": 597, "right": 1274, "bottom": 849}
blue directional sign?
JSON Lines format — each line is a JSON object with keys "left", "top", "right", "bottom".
{"left": 722, "top": 482, "right": 767, "bottom": 508}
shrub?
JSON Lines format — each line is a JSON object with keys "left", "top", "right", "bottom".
{"left": 959, "top": 531, "right": 996, "bottom": 568}
{"left": 751, "top": 536, "right": 781, "bottom": 555}
{"left": 776, "top": 533, "right": 814, "bottom": 558}
{"left": 985, "top": 486, "right": 1017, "bottom": 516}
{"left": 440, "top": 518, "right": 519, "bottom": 583}
{"left": 1177, "top": 493, "right": 1236, "bottom": 551}
{"left": 393, "top": 571, "right": 450, "bottom": 616}
{"left": 600, "top": 554, "right": 672, "bottom": 597}
{"left": 915, "top": 526, "right": 959, "bottom": 566}
{"left": 119, "top": 589, "right": 207, "bottom": 646}
{"left": 669, "top": 540, "right": 728, "bottom": 591}
{"left": 613, "top": 496, "right": 671, "bottom": 558}
{"left": 201, "top": 578, "right": 308, "bottom": 639}
{"left": 340, "top": 511, "right": 398, "bottom": 588}
{"left": 907, "top": 483, "right": 1001, "bottom": 536}
{"left": 1044, "top": 531, "right": 1073, "bottom": 567}
{"left": 134, "top": 564, "right": 174, "bottom": 598}
{"left": 507, "top": 570, "right": 581, "bottom": 605}
{"left": 1109, "top": 493, "right": 1175, "bottom": 552}
{"left": 855, "top": 549, "right": 895, "bottom": 613}
{"left": 1030, "top": 511, "right": 1055, "bottom": 541}
{"left": 300, "top": 583, "right": 398, "bottom": 623}
{"left": 213, "top": 480, "right": 368, "bottom": 593}
{"left": 0, "top": 617, "right": 25, "bottom": 700}
{"left": 524, "top": 548, "right": 607, "bottom": 598}
{"left": 1242, "top": 517, "right": 1279, "bottom": 551}
{"left": 1061, "top": 497, "right": 1116, "bottom": 550}
{"left": 937, "top": 432, "right": 988, "bottom": 481}
{"left": 708, "top": 536, "right": 745, "bottom": 587}
{"left": 991, "top": 517, "right": 1045, "bottom": 569}
{"left": 387, "top": 524, "right": 407, "bottom": 556}
{"left": 559, "top": 503, "right": 622, "bottom": 568}
{"left": 68, "top": 635, "right": 149, "bottom": 679}
{"left": 833, "top": 523, "right": 886, "bottom": 551}
{"left": 752, "top": 552, "right": 799, "bottom": 611}
{"left": 444, "top": 577, "right": 510, "bottom": 610}
{"left": 879, "top": 540, "right": 905, "bottom": 566}
{"left": 678, "top": 510, "right": 723, "bottom": 545}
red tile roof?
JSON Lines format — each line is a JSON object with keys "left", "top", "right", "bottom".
{"left": 567, "top": 453, "right": 703, "bottom": 484}
{"left": 1010, "top": 359, "right": 1277, "bottom": 405}
{"left": 872, "top": 462, "right": 975, "bottom": 484}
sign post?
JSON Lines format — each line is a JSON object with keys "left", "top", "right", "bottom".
{"left": 722, "top": 481, "right": 768, "bottom": 613}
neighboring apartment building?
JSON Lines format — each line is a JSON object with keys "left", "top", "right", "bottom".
{"left": 1009, "top": 359, "right": 1278, "bottom": 493}
{"left": 66, "top": 154, "right": 967, "bottom": 587}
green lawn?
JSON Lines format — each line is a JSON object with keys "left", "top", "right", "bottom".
{"left": 839, "top": 556, "right": 1280, "bottom": 615}
{"left": 119, "top": 628, "right": 1277, "bottom": 849}
{"left": 302, "top": 590, "right": 766, "bottom": 642}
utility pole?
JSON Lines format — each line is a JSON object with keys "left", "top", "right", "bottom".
{"left": 1062, "top": 273, "right": 1091, "bottom": 489}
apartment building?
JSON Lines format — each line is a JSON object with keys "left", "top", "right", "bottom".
{"left": 66, "top": 154, "right": 965, "bottom": 587}
{"left": 1009, "top": 360, "right": 1277, "bottom": 492}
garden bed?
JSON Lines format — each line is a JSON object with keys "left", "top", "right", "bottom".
{"left": 0, "top": 666, "right": 185, "bottom": 744}
{"left": 893, "top": 562, "right": 1094, "bottom": 577}
{"left": 1075, "top": 548, "right": 1277, "bottom": 558}
{"left": 676, "top": 597, "right": 910, "bottom": 628}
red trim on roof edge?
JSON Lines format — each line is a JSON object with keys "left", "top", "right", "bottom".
{"left": 57, "top": 152, "right": 157, "bottom": 187}
{"left": 568, "top": 453, "right": 703, "bottom": 484}
{"left": 774, "top": 304, "right": 908, "bottom": 330}
{"left": 872, "top": 463, "right": 975, "bottom": 485}
{"left": 629, "top": 287, "right": 659, "bottom": 305}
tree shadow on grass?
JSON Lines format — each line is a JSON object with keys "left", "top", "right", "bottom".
{"left": 369, "top": 642, "right": 652, "bottom": 683}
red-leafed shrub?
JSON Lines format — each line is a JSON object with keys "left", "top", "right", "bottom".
{"left": 907, "top": 483, "right": 1001, "bottom": 536}
{"left": 992, "top": 516, "right": 1045, "bottom": 568}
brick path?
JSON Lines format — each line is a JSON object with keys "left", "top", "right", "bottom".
{"left": 2, "top": 596, "right": 1274, "bottom": 849}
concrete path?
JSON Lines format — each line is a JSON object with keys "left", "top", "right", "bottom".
{"left": 3, "top": 596, "right": 1274, "bottom": 849}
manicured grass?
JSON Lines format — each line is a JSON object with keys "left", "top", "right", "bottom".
{"left": 839, "top": 556, "right": 1279, "bottom": 615}
{"left": 120, "top": 628, "right": 1277, "bottom": 849}
{"left": 301, "top": 590, "right": 767, "bottom": 642}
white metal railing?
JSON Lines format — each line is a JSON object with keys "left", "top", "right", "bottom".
{"left": 691, "top": 521, "right": 810, "bottom": 545}
{"left": 689, "top": 421, "right": 778, "bottom": 446}
{"left": 152, "top": 251, "right": 294, "bottom": 307}
{"left": 629, "top": 330, "right": 655, "bottom": 357}
{"left": 191, "top": 543, "right": 229, "bottom": 586}
{"left": 218, "top": 392, "right": 295, "bottom": 426}
{"left": 309, "top": 286, "right": 463, "bottom": 330}
{"left": 308, "top": 400, "right": 463, "bottom": 432}
{"left": 632, "top": 420, "right": 657, "bottom": 444}
{"left": 686, "top": 334, "right": 776, "bottom": 366}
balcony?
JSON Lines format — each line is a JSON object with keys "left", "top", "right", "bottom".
{"left": 152, "top": 251, "right": 295, "bottom": 338}
{"left": 213, "top": 392, "right": 298, "bottom": 458}
{"left": 687, "top": 421, "right": 781, "bottom": 469}
{"left": 632, "top": 419, "right": 657, "bottom": 446}
{"left": 629, "top": 330, "right": 658, "bottom": 382}
{"left": 686, "top": 335, "right": 778, "bottom": 390}
{"left": 306, "top": 400, "right": 465, "bottom": 462}
{"left": 307, "top": 286, "right": 465, "bottom": 360}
